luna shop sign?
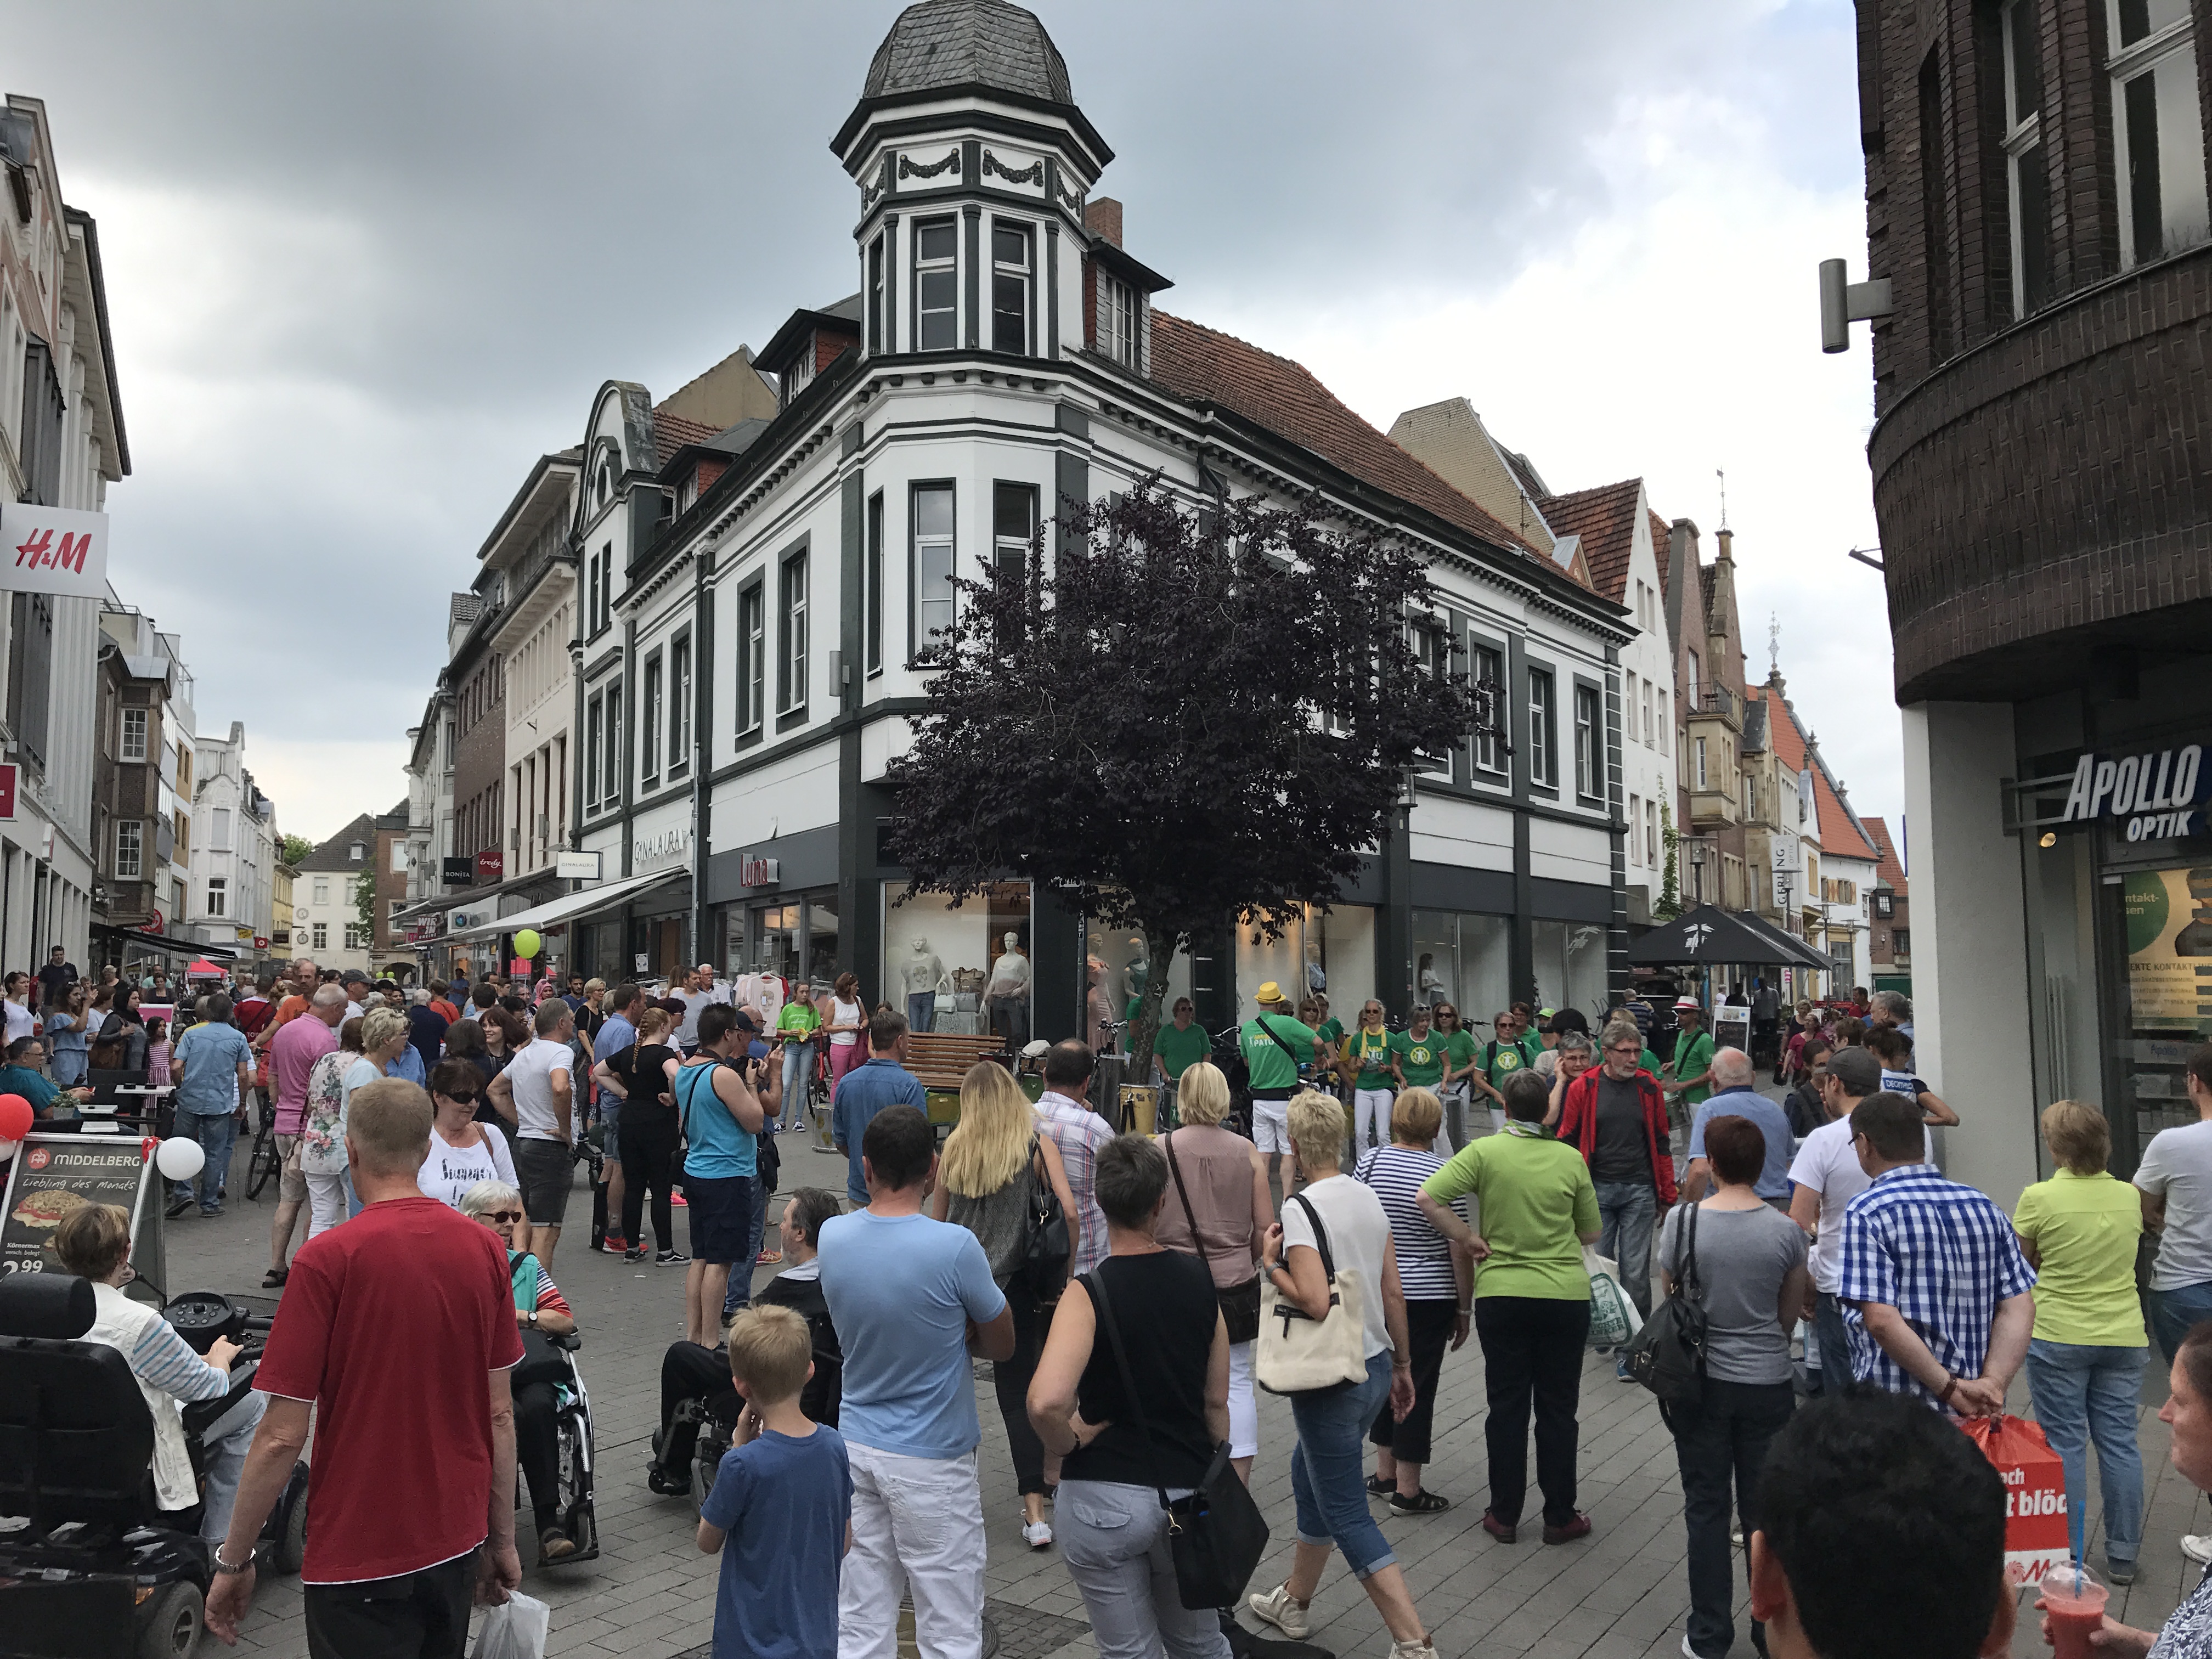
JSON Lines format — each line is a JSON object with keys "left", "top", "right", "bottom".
{"left": 2061, "top": 743, "right": 2205, "bottom": 840}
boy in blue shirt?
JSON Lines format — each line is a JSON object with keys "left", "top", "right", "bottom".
{"left": 698, "top": 1304, "right": 853, "bottom": 1659}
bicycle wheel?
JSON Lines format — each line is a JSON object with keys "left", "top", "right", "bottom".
{"left": 246, "top": 1123, "right": 279, "bottom": 1201}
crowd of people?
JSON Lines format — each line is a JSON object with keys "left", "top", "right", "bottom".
{"left": 26, "top": 944, "right": 2212, "bottom": 1659}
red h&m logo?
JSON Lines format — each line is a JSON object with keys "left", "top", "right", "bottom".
{"left": 13, "top": 528, "right": 93, "bottom": 573}
{"left": 0, "top": 764, "right": 19, "bottom": 822}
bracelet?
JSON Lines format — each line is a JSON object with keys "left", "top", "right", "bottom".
{"left": 1937, "top": 1373, "right": 1960, "bottom": 1405}
{"left": 1456, "top": 1305, "right": 1472, "bottom": 1315}
{"left": 211, "top": 1545, "right": 253, "bottom": 1576}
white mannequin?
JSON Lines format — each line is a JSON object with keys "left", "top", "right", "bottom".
{"left": 987, "top": 932, "right": 1030, "bottom": 994}
{"left": 905, "top": 936, "right": 950, "bottom": 996}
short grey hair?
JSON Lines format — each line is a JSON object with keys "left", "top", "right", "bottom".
{"left": 1869, "top": 989, "right": 1911, "bottom": 1021}
{"left": 1709, "top": 1046, "right": 1757, "bottom": 1090}
{"left": 311, "top": 984, "right": 348, "bottom": 1011}
{"left": 1557, "top": 1031, "right": 1594, "bottom": 1059}
{"left": 459, "top": 1178, "right": 522, "bottom": 1220}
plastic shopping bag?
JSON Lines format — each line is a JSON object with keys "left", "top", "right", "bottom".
{"left": 1584, "top": 1248, "right": 1643, "bottom": 1349}
{"left": 1959, "top": 1414, "right": 2069, "bottom": 1584}
{"left": 475, "top": 1592, "right": 551, "bottom": 1659}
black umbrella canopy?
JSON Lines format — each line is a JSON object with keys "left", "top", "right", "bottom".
{"left": 1733, "top": 910, "right": 1833, "bottom": 972}
{"left": 1626, "top": 905, "right": 1810, "bottom": 967}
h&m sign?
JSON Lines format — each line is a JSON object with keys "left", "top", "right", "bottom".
{"left": 2061, "top": 743, "right": 2205, "bottom": 840}
{"left": 0, "top": 503, "right": 108, "bottom": 599}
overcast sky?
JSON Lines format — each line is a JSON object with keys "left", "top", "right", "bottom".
{"left": 10, "top": 0, "right": 1892, "bottom": 852}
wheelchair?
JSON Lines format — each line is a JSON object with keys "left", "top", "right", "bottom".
{"left": 0, "top": 1275, "right": 309, "bottom": 1658}
{"left": 515, "top": 1329, "right": 599, "bottom": 1569}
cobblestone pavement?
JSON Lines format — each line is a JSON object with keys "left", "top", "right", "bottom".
{"left": 168, "top": 1115, "right": 2209, "bottom": 1659}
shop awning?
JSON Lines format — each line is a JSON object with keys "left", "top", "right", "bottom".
{"left": 444, "top": 869, "right": 686, "bottom": 943}
{"left": 1733, "top": 912, "right": 1833, "bottom": 972}
{"left": 1625, "top": 905, "right": 1819, "bottom": 968}
{"left": 92, "top": 926, "right": 241, "bottom": 962}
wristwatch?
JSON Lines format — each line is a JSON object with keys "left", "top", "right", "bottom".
{"left": 527, "top": 1311, "right": 539, "bottom": 1327}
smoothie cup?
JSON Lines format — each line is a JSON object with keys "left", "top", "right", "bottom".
{"left": 2040, "top": 1566, "right": 2109, "bottom": 1659}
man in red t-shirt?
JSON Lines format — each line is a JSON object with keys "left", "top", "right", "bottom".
{"left": 205, "top": 1077, "right": 524, "bottom": 1656}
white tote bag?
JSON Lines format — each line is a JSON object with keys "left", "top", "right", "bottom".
{"left": 1255, "top": 1193, "right": 1370, "bottom": 1395}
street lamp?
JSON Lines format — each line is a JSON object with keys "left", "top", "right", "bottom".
{"left": 1687, "top": 837, "right": 1710, "bottom": 904}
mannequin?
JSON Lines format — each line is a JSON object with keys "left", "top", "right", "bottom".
{"left": 987, "top": 931, "right": 1030, "bottom": 1051}
{"left": 904, "top": 935, "right": 949, "bottom": 1035}
{"left": 1123, "top": 939, "right": 1149, "bottom": 1008}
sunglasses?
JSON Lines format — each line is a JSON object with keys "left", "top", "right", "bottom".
{"left": 442, "top": 1091, "right": 480, "bottom": 1105}
{"left": 484, "top": 1209, "right": 524, "bottom": 1223}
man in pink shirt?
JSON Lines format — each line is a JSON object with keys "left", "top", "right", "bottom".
{"left": 266, "top": 985, "right": 343, "bottom": 1287}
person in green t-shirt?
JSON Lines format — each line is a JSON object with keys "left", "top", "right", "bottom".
{"left": 1471, "top": 1009, "right": 1539, "bottom": 1129}
{"left": 775, "top": 984, "right": 823, "bottom": 1131}
{"left": 1240, "top": 983, "right": 1322, "bottom": 1195}
{"left": 1310, "top": 994, "right": 1346, "bottom": 1058}
{"left": 1386, "top": 1010, "right": 1446, "bottom": 1149}
{"left": 1416, "top": 1068, "right": 1601, "bottom": 1540}
{"left": 1342, "top": 1000, "right": 1396, "bottom": 1155}
{"left": 1151, "top": 996, "right": 1212, "bottom": 1127}
{"left": 1434, "top": 1003, "right": 1481, "bottom": 1151}
{"left": 1659, "top": 1001, "right": 1717, "bottom": 1124}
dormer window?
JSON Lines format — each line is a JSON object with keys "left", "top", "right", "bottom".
{"left": 349, "top": 841, "right": 365, "bottom": 862}
{"left": 991, "top": 223, "right": 1031, "bottom": 354}
{"left": 1099, "top": 273, "right": 1139, "bottom": 368}
{"left": 916, "top": 219, "right": 957, "bottom": 349}
{"left": 786, "top": 340, "right": 817, "bottom": 405}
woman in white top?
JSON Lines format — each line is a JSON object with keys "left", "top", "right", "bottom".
{"left": 1248, "top": 1090, "right": 1438, "bottom": 1659}
{"left": 418, "top": 1057, "right": 517, "bottom": 1207}
{"left": 824, "top": 972, "right": 867, "bottom": 1098}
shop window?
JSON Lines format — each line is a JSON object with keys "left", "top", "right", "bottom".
{"left": 1527, "top": 667, "right": 1556, "bottom": 788}
{"left": 1410, "top": 909, "right": 1510, "bottom": 1023}
{"left": 912, "top": 482, "right": 956, "bottom": 656}
{"left": 991, "top": 222, "right": 1031, "bottom": 355}
{"left": 641, "top": 651, "right": 662, "bottom": 787}
{"left": 779, "top": 547, "right": 809, "bottom": 715}
{"left": 915, "top": 218, "right": 957, "bottom": 349}
{"left": 865, "top": 492, "right": 885, "bottom": 676}
{"left": 1533, "top": 919, "right": 1607, "bottom": 1023}
{"left": 1471, "top": 644, "right": 1505, "bottom": 777}
{"left": 2109, "top": 0, "right": 2210, "bottom": 268}
{"left": 1085, "top": 918, "right": 1195, "bottom": 1042}
{"left": 669, "top": 633, "right": 692, "bottom": 777}
{"left": 884, "top": 882, "right": 1034, "bottom": 1040}
{"left": 737, "top": 581, "right": 765, "bottom": 736}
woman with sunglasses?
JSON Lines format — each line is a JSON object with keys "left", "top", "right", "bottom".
{"left": 1345, "top": 1001, "right": 1396, "bottom": 1157}
{"left": 418, "top": 1057, "right": 517, "bottom": 1209}
{"left": 1432, "top": 1005, "right": 1478, "bottom": 1152}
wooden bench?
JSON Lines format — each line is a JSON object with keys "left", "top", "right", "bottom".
{"left": 905, "top": 1032, "right": 1014, "bottom": 1132}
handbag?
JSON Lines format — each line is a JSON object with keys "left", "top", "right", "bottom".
{"left": 1019, "top": 1136, "right": 1071, "bottom": 1297}
{"left": 1622, "top": 1197, "right": 1707, "bottom": 1408}
{"left": 1254, "top": 1193, "right": 1369, "bottom": 1395}
{"left": 1083, "top": 1267, "right": 1269, "bottom": 1609}
{"left": 508, "top": 1254, "right": 573, "bottom": 1389}
{"left": 1163, "top": 1131, "right": 1261, "bottom": 1343}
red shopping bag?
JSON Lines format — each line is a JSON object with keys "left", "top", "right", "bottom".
{"left": 1960, "top": 1414, "right": 2070, "bottom": 1583}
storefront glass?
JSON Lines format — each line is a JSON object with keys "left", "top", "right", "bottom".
{"left": 1084, "top": 926, "right": 1193, "bottom": 1044}
{"left": 1234, "top": 909, "right": 1307, "bottom": 1017}
{"left": 1533, "top": 918, "right": 1607, "bottom": 1024}
{"left": 808, "top": 893, "right": 840, "bottom": 985}
{"left": 1306, "top": 904, "right": 1375, "bottom": 1024}
{"left": 1409, "top": 909, "right": 1510, "bottom": 1022}
{"left": 883, "top": 881, "right": 1032, "bottom": 1040}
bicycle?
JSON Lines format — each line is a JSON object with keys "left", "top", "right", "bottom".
{"left": 245, "top": 1097, "right": 280, "bottom": 1201}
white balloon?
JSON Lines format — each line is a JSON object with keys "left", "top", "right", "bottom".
{"left": 154, "top": 1137, "right": 205, "bottom": 1182}
{"left": 0, "top": 1136, "right": 18, "bottom": 1161}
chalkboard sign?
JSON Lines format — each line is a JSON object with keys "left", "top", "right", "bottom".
{"left": 0, "top": 1132, "right": 163, "bottom": 1301}
{"left": 1713, "top": 1005, "right": 1752, "bottom": 1058}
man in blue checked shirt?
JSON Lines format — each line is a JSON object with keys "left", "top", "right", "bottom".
{"left": 1837, "top": 1091, "right": 2036, "bottom": 1415}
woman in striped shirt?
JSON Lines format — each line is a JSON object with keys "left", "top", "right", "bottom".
{"left": 1353, "top": 1087, "right": 1471, "bottom": 1514}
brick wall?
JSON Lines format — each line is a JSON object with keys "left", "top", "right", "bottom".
{"left": 453, "top": 647, "right": 505, "bottom": 865}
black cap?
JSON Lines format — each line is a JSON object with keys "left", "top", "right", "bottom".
{"left": 731, "top": 1009, "right": 760, "bottom": 1034}
{"left": 1827, "top": 1047, "right": 1882, "bottom": 1096}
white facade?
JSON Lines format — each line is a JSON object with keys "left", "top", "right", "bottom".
{"left": 488, "top": 457, "right": 580, "bottom": 885}
{"left": 187, "top": 722, "right": 277, "bottom": 953}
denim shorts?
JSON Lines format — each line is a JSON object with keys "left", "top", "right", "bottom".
{"left": 513, "top": 1137, "right": 573, "bottom": 1227}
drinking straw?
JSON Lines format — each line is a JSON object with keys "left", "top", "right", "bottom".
{"left": 2070, "top": 1492, "right": 2086, "bottom": 1595}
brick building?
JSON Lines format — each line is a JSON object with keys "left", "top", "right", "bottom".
{"left": 1854, "top": 0, "right": 2212, "bottom": 1202}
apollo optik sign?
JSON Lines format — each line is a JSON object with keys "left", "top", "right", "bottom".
{"left": 2059, "top": 743, "right": 2204, "bottom": 841}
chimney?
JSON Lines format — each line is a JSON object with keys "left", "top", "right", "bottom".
{"left": 1085, "top": 197, "right": 1123, "bottom": 249}
{"left": 1714, "top": 527, "right": 1734, "bottom": 565}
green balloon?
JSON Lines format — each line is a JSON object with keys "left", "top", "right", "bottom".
{"left": 514, "top": 928, "right": 542, "bottom": 959}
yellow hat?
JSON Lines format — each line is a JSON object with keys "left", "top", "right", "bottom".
{"left": 1256, "top": 981, "right": 1289, "bottom": 1006}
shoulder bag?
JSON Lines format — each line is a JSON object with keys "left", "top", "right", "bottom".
{"left": 1019, "top": 1133, "right": 1071, "bottom": 1297}
{"left": 1250, "top": 1014, "right": 1311, "bottom": 1083}
{"left": 1164, "top": 1131, "right": 1262, "bottom": 1344}
{"left": 1622, "top": 1198, "right": 1708, "bottom": 1410}
{"left": 508, "top": 1253, "right": 574, "bottom": 1389}
{"left": 1254, "top": 1192, "right": 1369, "bottom": 1395}
{"left": 1083, "top": 1267, "right": 1269, "bottom": 1610}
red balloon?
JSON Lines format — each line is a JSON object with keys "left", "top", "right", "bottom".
{"left": 0, "top": 1093, "right": 32, "bottom": 1141}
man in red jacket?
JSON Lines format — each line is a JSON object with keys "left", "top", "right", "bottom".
{"left": 1554, "top": 1019, "right": 1677, "bottom": 1359}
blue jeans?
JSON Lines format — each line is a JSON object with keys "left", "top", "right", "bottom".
{"left": 2025, "top": 1339, "right": 2148, "bottom": 1568}
{"left": 2148, "top": 1282, "right": 2212, "bottom": 1364}
{"left": 720, "top": 1172, "right": 768, "bottom": 1316}
{"left": 780, "top": 1040, "right": 815, "bottom": 1130}
{"left": 1594, "top": 1179, "right": 1657, "bottom": 1319}
{"left": 1289, "top": 1351, "right": 1396, "bottom": 1579}
{"left": 906, "top": 992, "right": 936, "bottom": 1035}
{"left": 1814, "top": 1290, "right": 1855, "bottom": 1396}
{"left": 172, "top": 1110, "right": 238, "bottom": 1212}
{"left": 1671, "top": 1378, "right": 1795, "bottom": 1658}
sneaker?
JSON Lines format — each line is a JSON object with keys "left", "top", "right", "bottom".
{"left": 1022, "top": 1519, "right": 1053, "bottom": 1549}
{"left": 199, "top": 1206, "right": 223, "bottom": 1218}
{"left": 2107, "top": 1557, "right": 2139, "bottom": 1586}
{"left": 1543, "top": 1513, "right": 1593, "bottom": 1545}
{"left": 1682, "top": 1638, "right": 1704, "bottom": 1659}
{"left": 2186, "top": 1535, "right": 2212, "bottom": 1567}
{"left": 624, "top": 1246, "right": 645, "bottom": 1262}
{"left": 1390, "top": 1641, "right": 1438, "bottom": 1659}
{"left": 657, "top": 1249, "right": 690, "bottom": 1265}
{"left": 597, "top": 1234, "right": 629, "bottom": 1255}
{"left": 1616, "top": 1355, "right": 1633, "bottom": 1381}
{"left": 539, "top": 1526, "right": 577, "bottom": 1562}
{"left": 165, "top": 1196, "right": 194, "bottom": 1220}
{"left": 1246, "top": 1584, "right": 1310, "bottom": 1641}
{"left": 672, "top": 1193, "right": 689, "bottom": 1207}
{"left": 757, "top": 1249, "right": 783, "bottom": 1265}
{"left": 647, "top": 1468, "right": 690, "bottom": 1498}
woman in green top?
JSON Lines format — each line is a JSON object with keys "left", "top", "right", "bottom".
{"left": 1150, "top": 995, "right": 1213, "bottom": 1127}
{"left": 1416, "top": 1070, "right": 1601, "bottom": 1544}
{"left": 1433, "top": 1004, "right": 1480, "bottom": 1153}
{"left": 1344, "top": 1000, "right": 1397, "bottom": 1156}
{"left": 2014, "top": 1098, "right": 2147, "bottom": 1583}
{"left": 1389, "top": 1009, "right": 1447, "bottom": 1153}
{"left": 775, "top": 985, "right": 822, "bottom": 1132}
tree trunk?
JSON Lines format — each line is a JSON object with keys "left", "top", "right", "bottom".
{"left": 1122, "top": 928, "right": 1183, "bottom": 1101}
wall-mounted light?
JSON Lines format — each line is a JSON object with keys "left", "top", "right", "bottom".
{"left": 1818, "top": 258, "right": 1894, "bottom": 353}
{"left": 2039, "top": 831, "right": 2057, "bottom": 849}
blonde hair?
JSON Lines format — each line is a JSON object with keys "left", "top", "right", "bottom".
{"left": 54, "top": 1201, "right": 131, "bottom": 1280}
{"left": 347, "top": 1077, "right": 435, "bottom": 1176}
{"left": 362, "top": 1006, "right": 409, "bottom": 1054}
{"left": 939, "top": 1062, "right": 1036, "bottom": 1198}
{"left": 2041, "top": 1099, "right": 2111, "bottom": 1177}
{"left": 634, "top": 1005, "right": 672, "bottom": 1043}
{"left": 1175, "top": 1060, "right": 1230, "bottom": 1127}
{"left": 1392, "top": 1087, "right": 1442, "bottom": 1145}
{"left": 1287, "top": 1088, "right": 1345, "bottom": 1171}
{"left": 727, "top": 1303, "right": 812, "bottom": 1404}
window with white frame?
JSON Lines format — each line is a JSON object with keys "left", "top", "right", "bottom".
{"left": 916, "top": 219, "right": 957, "bottom": 349}
{"left": 1415, "top": 625, "right": 1452, "bottom": 778}
{"left": 585, "top": 693, "right": 603, "bottom": 808}
{"left": 737, "top": 583, "right": 765, "bottom": 736}
{"left": 212, "top": 808, "right": 231, "bottom": 850}
{"left": 641, "top": 652, "right": 662, "bottom": 787}
{"left": 670, "top": 633, "right": 692, "bottom": 775}
{"left": 912, "top": 483, "right": 956, "bottom": 653}
{"left": 313, "top": 879, "right": 330, "bottom": 906}
{"left": 1628, "top": 792, "right": 1643, "bottom": 864}
{"left": 589, "top": 545, "right": 613, "bottom": 636}
{"left": 1645, "top": 798, "right": 1658, "bottom": 867}
{"left": 344, "top": 923, "right": 369, "bottom": 951}
{"left": 120, "top": 707, "right": 147, "bottom": 760}
{"left": 604, "top": 682, "right": 623, "bottom": 801}
{"left": 867, "top": 233, "right": 887, "bottom": 353}
{"left": 1642, "top": 678, "right": 1655, "bottom": 747}
{"left": 1573, "top": 684, "right": 1601, "bottom": 798}
{"left": 991, "top": 222, "right": 1031, "bottom": 354}
{"left": 206, "top": 877, "right": 227, "bottom": 917}
{"left": 2110, "top": 0, "right": 2210, "bottom": 268}
{"left": 1527, "top": 667, "right": 1556, "bottom": 787}
{"left": 1657, "top": 689, "right": 1669, "bottom": 754}
{"left": 312, "top": 922, "right": 329, "bottom": 951}
{"left": 779, "top": 548, "right": 809, "bottom": 713}
{"left": 114, "top": 819, "right": 142, "bottom": 879}
{"left": 1471, "top": 644, "right": 1505, "bottom": 776}
{"left": 1696, "top": 735, "right": 1709, "bottom": 789}
{"left": 1098, "top": 271, "right": 1138, "bottom": 367}
{"left": 2000, "top": 0, "right": 2051, "bottom": 317}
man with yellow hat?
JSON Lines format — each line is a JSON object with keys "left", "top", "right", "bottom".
{"left": 1242, "top": 981, "right": 1324, "bottom": 1198}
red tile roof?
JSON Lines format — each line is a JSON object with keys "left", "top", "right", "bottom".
{"left": 652, "top": 410, "right": 721, "bottom": 469}
{"left": 1753, "top": 687, "right": 1883, "bottom": 862}
{"left": 1538, "top": 479, "right": 1642, "bottom": 603}
{"left": 1146, "top": 311, "right": 1545, "bottom": 562}
{"left": 1861, "top": 816, "right": 1908, "bottom": 895}
{"left": 1649, "top": 508, "right": 1672, "bottom": 594}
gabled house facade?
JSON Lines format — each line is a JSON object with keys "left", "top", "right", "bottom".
{"left": 188, "top": 721, "right": 278, "bottom": 954}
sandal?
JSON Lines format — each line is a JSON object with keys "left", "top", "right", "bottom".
{"left": 262, "top": 1267, "right": 289, "bottom": 1289}
{"left": 1388, "top": 1489, "right": 1452, "bottom": 1515}
{"left": 1366, "top": 1474, "right": 1393, "bottom": 1496}
{"left": 756, "top": 1249, "right": 783, "bottom": 1265}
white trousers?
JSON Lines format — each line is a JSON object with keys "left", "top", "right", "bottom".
{"left": 1227, "top": 1339, "right": 1257, "bottom": 1458}
{"left": 1352, "top": 1088, "right": 1394, "bottom": 1154}
{"left": 304, "top": 1169, "right": 353, "bottom": 1239}
{"left": 839, "top": 1442, "right": 985, "bottom": 1659}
